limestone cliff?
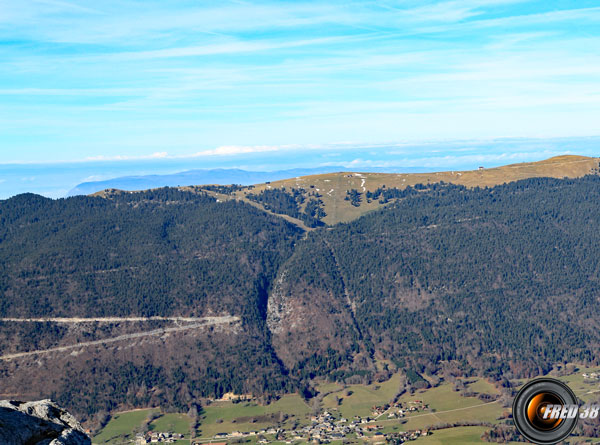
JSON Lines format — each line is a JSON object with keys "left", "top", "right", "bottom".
{"left": 0, "top": 399, "right": 90, "bottom": 445}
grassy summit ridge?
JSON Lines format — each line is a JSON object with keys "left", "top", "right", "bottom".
{"left": 229, "top": 155, "right": 599, "bottom": 225}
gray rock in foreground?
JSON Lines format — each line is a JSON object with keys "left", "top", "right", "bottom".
{"left": 0, "top": 399, "right": 90, "bottom": 445}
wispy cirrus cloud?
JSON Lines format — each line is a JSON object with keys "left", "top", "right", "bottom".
{"left": 111, "top": 36, "right": 358, "bottom": 61}
{"left": 192, "top": 145, "right": 289, "bottom": 156}
{"left": 0, "top": 1, "right": 527, "bottom": 43}
{"left": 1, "top": 0, "right": 599, "bottom": 164}
{"left": 84, "top": 152, "right": 169, "bottom": 161}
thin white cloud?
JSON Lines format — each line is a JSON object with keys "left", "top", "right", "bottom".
{"left": 0, "top": 0, "right": 536, "bottom": 46}
{"left": 389, "top": 150, "right": 573, "bottom": 168}
{"left": 1, "top": 0, "right": 599, "bottom": 162}
{"left": 85, "top": 152, "right": 168, "bottom": 161}
{"left": 343, "top": 158, "right": 399, "bottom": 168}
{"left": 416, "top": 5, "right": 600, "bottom": 35}
{"left": 191, "top": 145, "right": 294, "bottom": 156}
{"left": 33, "top": 0, "right": 104, "bottom": 15}
{"left": 110, "top": 35, "right": 364, "bottom": 61}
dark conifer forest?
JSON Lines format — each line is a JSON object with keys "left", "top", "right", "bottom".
{"left": 2, "top": 176, "right": 600, "bottom": 418}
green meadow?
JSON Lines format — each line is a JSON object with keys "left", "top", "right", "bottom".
{"left": 150, "top": 413, "right": 192, "bottom": 436}
{"left": 94, "top": 367, "right": 600, "bottom": 444}
{"left": 412, "top": 426, "right": 490, "bottom": 444}
{"left": 196, "top": 394, "right": 311, "bottom": 438}
{"left": 93, "top": 408, "right": 159, "bottom": 444}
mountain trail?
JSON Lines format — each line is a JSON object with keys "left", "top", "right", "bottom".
{"left": 0, "top": 315, "right": 239, "bottom": 361}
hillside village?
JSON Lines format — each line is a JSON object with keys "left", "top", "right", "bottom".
{"left": 134, "top": 402, "right": 431, "bottom": 444}
{"left": 94, "top": 364, "right": 600, "bottom": 445}
{"left": 203, "top": 408, "right": 431, "bottom": 444}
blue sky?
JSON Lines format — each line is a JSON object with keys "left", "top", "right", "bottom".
{"left": 0, "top": 0, "right": 599, "bottom": 190}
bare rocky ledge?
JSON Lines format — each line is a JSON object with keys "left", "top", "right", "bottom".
{"left": 0, "top": 399, "right": 90, "bottom": 445}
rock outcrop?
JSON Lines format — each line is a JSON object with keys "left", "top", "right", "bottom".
{"left": 0, "top": 399, "right": 90, "bottom": 445}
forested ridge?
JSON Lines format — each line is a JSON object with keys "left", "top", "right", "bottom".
{"left": 0, "top": 188, "right": 300, "bottom": 318}
{"left": 2, "top": 176, "right": 600, "bottom": 419}
{"left": 319, "top": 177, "right": 600, "bottom": 377}
{"left": 0, "top": 188, "right": 301, "bottom": 419}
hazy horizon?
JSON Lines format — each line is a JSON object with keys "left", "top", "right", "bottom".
{"left": 2, "top": 1, "right": 599, "bottom": 198}
{"left": 1, "top": 136, "right": 598, "bottom": 199}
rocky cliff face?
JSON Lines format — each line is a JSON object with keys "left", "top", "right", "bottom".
{"left": 0, "top": 400, "right": 91, "bottom": 445}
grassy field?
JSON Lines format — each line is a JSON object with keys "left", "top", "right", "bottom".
{"left": 150, "top": 413, "right": 192, "bottom": 436}
{"left": 557, "top": 365, "right": 600, "bottom": 403}
{"left": 508, "top": 364, "right": 600, "bottom": 403}
{"left": 197, "top": 394, "right": 311, "bottom": 438}
{"left": 398, "top": 382, "right": 487, "bottom": 412}
{"left": 401, "top": 400, "right": 502, "bottom": 430}
{"left": 318, "top": 373, "right": 503, "bottom": 429}
{"left": 314, "top": 381, "right": 344, "bottom": 394}
{"left": 94, "top": 365, "right": 600, "bottom": 444}
{"left": 230, "top": 155, "right": 599, "bottom": 225}
{"left": 464, "top": 378, "right": 500, "bottom": 395}
{"left": 321, "top": 373, "right": 403, "bottom": 418}
{"left": 412, "top": 426, "right": 491, "bottom": 444}
{"left": 93, "top": 408, "right": 158, "bottom": 444}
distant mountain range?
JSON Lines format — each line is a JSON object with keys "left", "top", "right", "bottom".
{"left": 66, "top": 166, "right": 436, "bottom": 196}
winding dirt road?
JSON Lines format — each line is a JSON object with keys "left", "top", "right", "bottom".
{"left": 0, "top": 315, "right": 239, "bottom": 361}
{"left": 0, "top": 316, "right": 217, "bottom": 323}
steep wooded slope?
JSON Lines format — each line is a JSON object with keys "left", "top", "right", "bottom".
{"left": 272, "top": 176, "right": 600, "bottom": 381}
{"left": 3, "top": 173, "right": 600, "bottom": 421}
